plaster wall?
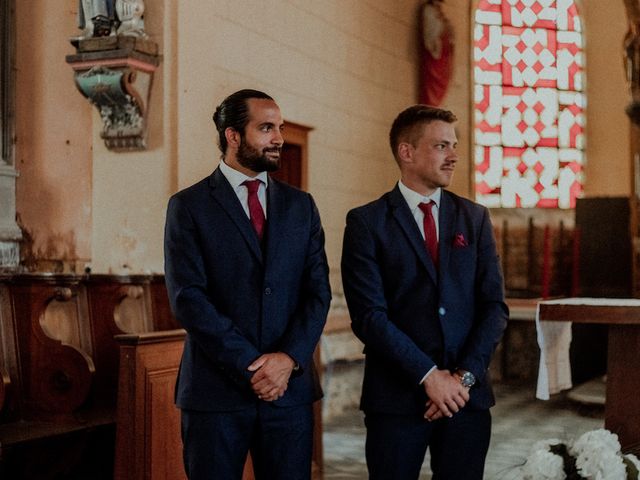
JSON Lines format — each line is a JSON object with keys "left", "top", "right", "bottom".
{"left": 580, "top": 0, "right": 630, "bottom": 197}
{"left": 89, "top": 0, "right": 172, "bottom": 274}
{"left": 14, "top": 1, "right": 93, "bottom": 271}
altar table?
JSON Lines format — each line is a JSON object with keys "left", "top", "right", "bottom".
{"left": 537, "top": 298, "right": 640, "bottom": 450}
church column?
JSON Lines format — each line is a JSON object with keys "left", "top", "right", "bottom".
{"left": 0, "top": 0, "right": 21, "bottom": 269}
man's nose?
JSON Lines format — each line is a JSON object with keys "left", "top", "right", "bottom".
{"left": 272, "top": 129, "right": 284, "bottom": 146}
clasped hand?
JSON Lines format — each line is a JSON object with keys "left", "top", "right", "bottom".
{"left": 247, "top": 352, "right": 295, "bottom": 402}
{"left": 423, "top": 369, "right": 470, "bottom": 421}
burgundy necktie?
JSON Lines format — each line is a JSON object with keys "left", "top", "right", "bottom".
{"left": 242, "top": 180, "right": 265, "bottom": 240}
{"left": 418, "top": 201, "right": 438, "bottom": 267}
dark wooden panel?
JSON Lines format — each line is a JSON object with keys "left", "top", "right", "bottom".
{"left": 606, "top": 324, "right": 640, "bottom": 450}
{"left": 272, "top": 143, "right": 302, "bottom": 187}
{"left": 114, "top": 330, "right": 186, "bottom": 480}
{"left": 0, "top": 276, "right": 17, "bottom": 420}
{"left": 149, "top": 276, "right": 180, "bottom": 331}
{"left": 575, "top": 197, "right": 632, "bottom": 297}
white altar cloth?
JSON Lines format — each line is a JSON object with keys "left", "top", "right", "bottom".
{"left": 535, "top": 297, "right": 640, "bottom": 400}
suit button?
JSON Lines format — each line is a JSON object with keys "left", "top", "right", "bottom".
{"left": 264, "top": 287, "right": 272, "bottom": 295}
{"left": 438, "top": 307, "right": 446, "bottom": 316}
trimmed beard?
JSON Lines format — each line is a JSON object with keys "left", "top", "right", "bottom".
{"left": 237, "top": 138, "right": 281, "bottom": 173}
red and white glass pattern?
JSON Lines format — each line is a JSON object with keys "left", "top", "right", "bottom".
{"left": 474, "top": 0, "right": 584, "bottom": 208}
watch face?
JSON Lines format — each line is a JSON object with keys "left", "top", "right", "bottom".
{"left": 461, "top": 371, "right": 475, "bottom": 387}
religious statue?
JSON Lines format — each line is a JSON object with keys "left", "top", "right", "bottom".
{"left": 78, "top": 0, "right": 116, "bottom": 38}
{"left": 418, "top": 0, "right": 454, "bottom": 106}
{"left": 115, "top": 0, "right": 147, "bottom": 38}
{"left": 77, "top": 0, "right": 146, "bottom": 39}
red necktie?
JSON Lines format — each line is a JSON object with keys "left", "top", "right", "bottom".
{"left": 242, "top": 180, "right": 265, "bottom": 240}
{"left": 418, "top": 201, "right": 438, "bottom": 267}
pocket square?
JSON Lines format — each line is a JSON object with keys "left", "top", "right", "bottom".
{"left": 453, "top": 233, "right": 468, "bottom": 248}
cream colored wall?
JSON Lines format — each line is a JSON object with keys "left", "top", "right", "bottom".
{"left": 89, "top": 0, "right": 172, "bottom": 274}
{"left": 581, "top": 0, "right": 630, "bottom": 197}
{"left": 15, "top": 1, "right": 93, "bottom": 271}
{"left": 12, "top": 1, "right": 634, "bottom": 280}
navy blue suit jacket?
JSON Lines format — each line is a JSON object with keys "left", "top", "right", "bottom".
{"left": 164, "top": 167, "right": 331, "bottom": 412}
{"left": 341, "top": 185, "right": 508, "bottom": 415}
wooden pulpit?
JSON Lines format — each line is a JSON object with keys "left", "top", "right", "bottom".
{"left": 114, "top": 330, "right": 187, "bottom": 480}
{"left": 113, "top": 330, "right": 322, "bottom": 479}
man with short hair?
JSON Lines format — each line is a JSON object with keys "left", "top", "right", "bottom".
{"left": 164, "top": 89, "right": 331, "bottom": 480}
{"left": 341, "top": 104, "right": 508, "bottom": 479}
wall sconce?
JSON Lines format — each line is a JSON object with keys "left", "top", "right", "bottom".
{"left": 66, "top": 36, "right": 160, "bottom": 151}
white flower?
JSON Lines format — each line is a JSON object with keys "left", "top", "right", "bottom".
{"left": 575, "top": 446, "right": 626, "bottom": 479}
{"left": 570, "top": 429, "right": 621, "bottom": 457}
{"left": 522, "top": 449, "right": 566, "bottom": 480}
{"left": 522, "top": 429, "right": 633, "bottom": 480}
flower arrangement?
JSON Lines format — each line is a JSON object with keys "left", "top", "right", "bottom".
{"left": 521, "top": 429, "right": 640, "bottom": 479}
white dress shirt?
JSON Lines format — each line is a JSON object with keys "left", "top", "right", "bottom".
{"left": 218, "top": 159, "right": 268, "bottom": 218}
{"left": 398, "top": 180, "right": 441, "bottom": 241}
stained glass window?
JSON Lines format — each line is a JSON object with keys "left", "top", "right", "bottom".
{"left": 474, "top": 0, "right": 584, "bottom": 208}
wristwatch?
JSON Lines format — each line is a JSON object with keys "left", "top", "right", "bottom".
{"left": 457, "top": 370, "right": 476, "bottom": 388}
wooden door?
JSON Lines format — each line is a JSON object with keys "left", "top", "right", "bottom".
{"left": 271, "top": 121, "right": 310, "bottom": 189}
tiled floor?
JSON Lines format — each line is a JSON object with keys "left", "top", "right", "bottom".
{"left": 322, "top": 383, "right": 604, "bottom": 479}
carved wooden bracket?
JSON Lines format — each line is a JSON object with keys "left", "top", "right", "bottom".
{"left": 10, "top": 276, "right": 95, "bottom": 417}
{"left": 66, "top": 36, "right": 161, "bottom": 151}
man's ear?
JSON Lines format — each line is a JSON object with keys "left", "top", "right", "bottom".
{"left": 397, "top": 142, "right": 413, "bottom": 165}
{"left": 225, "top": 127, "right": 241, "bottom": 148}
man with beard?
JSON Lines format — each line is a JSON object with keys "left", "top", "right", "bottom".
{"left": 164, "top": 89, "right": 331, "bottom": 480}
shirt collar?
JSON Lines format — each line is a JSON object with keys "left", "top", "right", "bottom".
{"left": 219, "top": 158, "right": 269, "bottom": 190}
{"left": 398, "top": 180, "right": 441, "bottom": 210}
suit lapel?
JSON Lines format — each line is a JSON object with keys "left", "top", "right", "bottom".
{"left": 208, "top": 168, "right": 263, "bottom": 263}
{"left": 388, "top": 186, "right": 438, "bottom": 285}
{"left": 438, "top": 191, "right": 457, "bottom": 275}
{"left": 264, "top": 178, "right": 286, "bottom": 266}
